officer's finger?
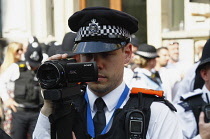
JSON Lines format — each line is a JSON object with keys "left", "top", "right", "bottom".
{"left": 61, "top": 53, "right": 68, "bottom": 59}
{"left": 199, "top": 111, "right": 205, "bottom": 124}
{"left": 48, "top": 54, "right": 68, "bottom": 61}
{"left": 47, "top": 54, "right": 63, "bottom": 61}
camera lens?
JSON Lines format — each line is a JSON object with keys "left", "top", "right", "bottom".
{"left": 36, "top": 62, "right": 65, "bottom": 89}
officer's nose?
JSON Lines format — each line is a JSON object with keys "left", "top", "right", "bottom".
{"left": 91, "top": 54, "right": 104, "bottom": 70}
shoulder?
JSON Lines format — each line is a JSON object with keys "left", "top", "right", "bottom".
{"left": 0, "top": 63, "right": 19, "bottom": 76}
{"left": 5, "top": 63, "right": 20, "bottom": 80}
{"left": 175, "top": 89, "right": 203, "bottom": 111}
{"left": 149, "top": 101, "right": 182, "bottom": 137}
{"left": 180, "top": 89, "right": 203, "bottom": 100}
{"left": 150, "top": 101, "right": 173, "bottom": 115}
{"left": 8, "top": 63, "right": 19, "bottom": 70}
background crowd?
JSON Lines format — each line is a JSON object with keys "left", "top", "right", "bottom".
{"left": 0, "top": 29, "right": 209, "bottom": 138}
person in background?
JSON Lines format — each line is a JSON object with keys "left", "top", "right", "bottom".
{"left": 173, "top": 39, "right": 210, "bottom": 103}
{"left": 33, "top": 7, "right": 183, "bottom": 139}
{"left": 166, "top": 40, "right": 192, "bottom": 102}
{"left": 131, "top": 44, "right": 162, "bottom": 90}
{"left": 10, "top": 41, "right": 43, "bottom": 139}
{"left": 0, "top": 42, "right": 24, "bottom": 136}
{"left": 56, "top": 32, "right": 80, "bottom": 62}
{"left": 123, "top": 35, "right": 139, "bottom": 88}
{"left": 47, "top": 41, "right": 60, "bottom": 57}
{"left": 126, "top": 35, "right": 140, "bottom": 71}
{"left": 154, "top": 47, "right": 181, "bottom": 102}
{"left": 174, "top": 49, "right": 210, "bottom": 139}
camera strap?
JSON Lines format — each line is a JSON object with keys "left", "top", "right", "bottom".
{"left": 47, "top": 84, "right": 83, "bottom": 139}
{"left": 49, "top": 102, "right": 76, "bottom": 139}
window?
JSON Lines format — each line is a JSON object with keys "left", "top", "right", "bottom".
{"left": 86, "top": 0, "right": 109, "bottom": 7}
{"left": 162, "top": 0, "right": 184, "bottom": 31}
{"left": 122, "top": 0, "right": 147, "bottom": 44}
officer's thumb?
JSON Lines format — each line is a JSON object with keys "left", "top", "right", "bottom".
{"left": 199, "top": 112, "right": 205, "bottom": 124}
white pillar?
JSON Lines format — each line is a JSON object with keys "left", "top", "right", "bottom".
{"left": 30, "top": 0, "right": 48, "bottom": 40}
{"left": 53, "top": 0, "right": 66, "bottom": 43}
{"left": 53, "top": 0, "right": 79, "bottom": 43}
{"left": 147, "top": 0, "right": 162, "bottom": 47}
{"left": 2, "top": 0, "right": 30, "bottom": 43}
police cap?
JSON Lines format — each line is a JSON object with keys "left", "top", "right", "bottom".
{"left": 68, "top": 7, "right": 138, "bottom": 54}
{"left": 196, "top": 39, "right": 210, "bottom": 72}
{"left": 135, "top": 44, "right": 158, "bottom": 59}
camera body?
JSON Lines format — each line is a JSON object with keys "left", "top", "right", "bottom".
{"left": 125, "top": 110, "right": 145, "bottom": 139}
{"left": 36, "top": 58, "right": 98, "bottom": 89}
{"left": 203, "top": 104, "right": 210, "bottom": 123}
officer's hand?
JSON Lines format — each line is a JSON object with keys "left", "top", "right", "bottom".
{"left": 199, "top": 112, "right": 210, "bottom": 139}
{"left": 47, "top": 53, "right": 68, "bottom": 61}
{"left": 40, "top": 54, "right": 68, "bottom": 117}
{"left": 41, "top": 99, "right": 54, "bottom": 117}
{"left": 4, "top": 98, "right": 18, "bottom": 112}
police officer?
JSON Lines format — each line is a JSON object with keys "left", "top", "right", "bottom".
{"left": 173, "top": 39, "right": 210, "bottom": 103}
{"left": 56, "top": 31, "right": 80, "bottom": 62}
{"left": 33, "top": 7, "right": 183, "bottom": 139}
{"left": 175, "top": 41, "right": 210, "bottom": 139}
{"left": 131, "top": 44, "right": 163, "bottom": 90}
{"left": 11, "top": 42, "right": 43, "bottom": 139}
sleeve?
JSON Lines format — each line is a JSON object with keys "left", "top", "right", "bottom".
{"left": 33, "top": 112, "right": 51, "bottom": 139}
{"left": 146, "top": 102, "right": 184, "bottom": 139}
{"left": 0, "top": 63, "right": 20, "bottom": 101}
{"left": 174, "top": 103, "right": 198, "bottom": 138}
{"left": 173, "top": 63, "right": 199, "bottom": 103}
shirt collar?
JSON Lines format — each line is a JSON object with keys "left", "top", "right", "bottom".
{"left": 86, "top": 81, "right": 126, "bottom": 112}
{"left": 202, "top": 85, "right": 210, "bottom": 103}
{"left": 139, "top": 68, "right": 152, "bottom": 76}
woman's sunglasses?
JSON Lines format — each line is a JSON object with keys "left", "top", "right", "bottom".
{"left": 16, "top": 48, "right": 23, "bottom": 53}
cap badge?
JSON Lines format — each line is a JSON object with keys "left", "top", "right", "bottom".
{"left": 88, "top": 19, "right": 100, "bottom": 34}
{"left": 30, "top": 51, "right": 40, "bottom": 61}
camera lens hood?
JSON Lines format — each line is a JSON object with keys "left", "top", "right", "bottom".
{"left": 36, "top": 61, "right": 66, "bottom": 89}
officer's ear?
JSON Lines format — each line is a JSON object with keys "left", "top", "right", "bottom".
{"left": 123, "top": 43, "right": 132, "bottom": 65}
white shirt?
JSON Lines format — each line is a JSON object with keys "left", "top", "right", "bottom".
{"left": 123, "top": 67, "right": 134, "bottom": 89}
{"left": 173, "top": 62, "right": 200, "bottom": 103}
{"left": 33, "top": 81, "right": 183, "bottom": 139}
{"left": 0, "top": 63, "right": 20, "bottom": 101}
{"left": 158, "top": 67, "right": 182, "bottom": 102}
{"left": 174, "top": 85, "right": 210, "bottom": 139}
{"left": 131, "top": 68, "right": 162, "bottom": 90}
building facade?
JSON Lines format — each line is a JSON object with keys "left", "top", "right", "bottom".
{"left": 0, "top": 0, "right": 209, "bottom": 64}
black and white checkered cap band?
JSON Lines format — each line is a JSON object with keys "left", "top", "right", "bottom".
{"left": 75, "top": 25, "right": 131, "bottom": 41}
{"left": 135, "top": 51, "right": 158, "bottom": 58}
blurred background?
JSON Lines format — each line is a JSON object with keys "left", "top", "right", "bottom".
{"left": 0, "top": 0, "right": 209, "bottom": 65}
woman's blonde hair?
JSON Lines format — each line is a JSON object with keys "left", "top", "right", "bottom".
{"left": 133, "top": 55, "right": 150, "bottom": 68}
{"left": 0, "top": 42, "right": 23, "bottom": 74}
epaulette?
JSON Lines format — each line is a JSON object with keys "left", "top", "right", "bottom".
{"left": 180, "top": 89, "right": 202, "bottom": 101}
{"left": 178, "top": 89, "right": 203, "bottom": 112}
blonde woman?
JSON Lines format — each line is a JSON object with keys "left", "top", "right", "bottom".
{"left": 130, "top": 44, "right": 163, "bottom": 90}
{"left": 0, "top": 42, "right": 23, "bottom": 135}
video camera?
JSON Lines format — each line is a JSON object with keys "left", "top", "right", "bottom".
{"left": 203, "top": 104, "right": 210, "bottom": 123}
{"left": 36, "top": 58, "right": 98, "bottom": 89}
{"left": 36, "top": 58, "right": 98, "bottom": 100}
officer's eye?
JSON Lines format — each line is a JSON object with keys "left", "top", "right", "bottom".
{"left": 82, "top": 54, "right": 93, "bottom": 60}
{"left": 100, "top": 52, "right": 114, "bottom": 58}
